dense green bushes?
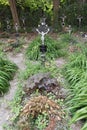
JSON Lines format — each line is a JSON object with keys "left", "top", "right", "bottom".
{"left": 60, "top": 3, "right": 87, "bottom": 29}
{"left": 1, "top": 2, "right": 87, "bottom": 32}
{"left": 0, "top": 57, "right": 18, "bottom": 94}
{"left": 26, "top": 35, "right": 68, "bottom": 60}
{"left": 64, "top": 43, "right": 87, "bottom": 129}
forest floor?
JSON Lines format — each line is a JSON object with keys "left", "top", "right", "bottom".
{"left": 0, "top": 33, "right": 84, "bottom": 130}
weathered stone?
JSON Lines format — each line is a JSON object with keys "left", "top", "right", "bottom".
{"left": 23, "top": 73, "right": 68, "bottom": 99}
{"left": 24, "top": 73, "right": 59, "bottom": 94}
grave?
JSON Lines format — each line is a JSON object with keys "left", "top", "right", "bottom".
{"left": 60, "top": 14, "right": 66, "bottom": 29}
{"left": 36, "top": 17, "right": 50, "bottom": 65}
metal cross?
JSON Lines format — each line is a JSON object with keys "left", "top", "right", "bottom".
{"left": 60, "top": 14, "right": 66, "bottom": 22}
{"left": 21, "top": 16, "right": 27, "bottom": 33}
{"left": 36, "top": 18, "right": 50, "bottom": 45}
{"left": 6, "top": 18, "right": 11, "bottom": 32}
{"left": 68, "top": 25, "right": 72, "bottom": 35}
{"left": 36, "top": 18, "right": 50, "bottom": 66}
{"left": 60, "top": 14, "right": 66, "bottom": 28}
{"left": 14, "top": 23, "right": 20, "bottom": 47}
{"left": 77, "top": 15, "right": 83, "bottom": 28}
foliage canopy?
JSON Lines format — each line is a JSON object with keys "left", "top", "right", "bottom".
{"left": 0, "top": 0, "right": 8, "bottom": 5}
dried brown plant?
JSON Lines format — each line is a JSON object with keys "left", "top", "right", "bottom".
{"left": 18, "top": 96, "right": 65, "bottom": 130}
{"left": 20, "top": 95, "right": 63, "bottom": 119}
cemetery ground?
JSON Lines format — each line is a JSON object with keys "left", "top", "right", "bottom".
{"left": 0, "top": 32, "right": 87, "bottom": 130}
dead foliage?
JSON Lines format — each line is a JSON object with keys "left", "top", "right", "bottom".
{"left": 21, "top": 95, "right": 63, "bottom": 119}
{"left": 18, "top": 95, "right": 65, "bottom": 130}
{"left": 68, "top": 45, "right": 81, "bottom": 53}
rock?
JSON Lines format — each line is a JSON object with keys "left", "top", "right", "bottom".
{"left": 24, "top": 73, "right": 59, "bottom": 94}
{"left": 58, "top": 87, "right": 68, "bottom": 99}
{"left": 55, "top": 58, "right": 66, "bottom": 68}
{"left": 71, "top": 120, "right": 83, "bottom": 130}
{"left": 23, "top": 73, "right": 67, "bottom": 99}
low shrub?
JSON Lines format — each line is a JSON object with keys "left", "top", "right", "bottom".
{"left": 0, "top": 57, "right": 18, "bottom": 94}
{"left": 26, "top": 35, "right": 68, "bottom": 60}
{"left": 63, "top": 51, "right": 87, "bottom": 130}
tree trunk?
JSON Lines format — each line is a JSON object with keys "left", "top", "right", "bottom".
{"left": 78, "top": 0, "right": 87, "bottom": 4}
{"left": 8, "top": 0, "right": 20, "bottom": 26}
{"left": 53, "top": 0, "right": 60, "bottom": 30}
{"left": 83, "top": 0, "right": 87, "bottom": 3}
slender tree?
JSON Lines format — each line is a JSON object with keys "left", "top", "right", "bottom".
{"left": 8, "top": 0, "right": 20, "bottom": 26}
{"left": 78, "top": 0, "right": 87, "bottom": 4}
{"left": 53, "top": 0, "right": 60, "bottom": 30}
{"left": 82, "top": 0, "right": 87, "bottom": 3}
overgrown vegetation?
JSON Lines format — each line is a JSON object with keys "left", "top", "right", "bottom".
{"left": 9, "top": 57, "right": 67, "bottom": 130}
{"left": 2, "top": 33, "right": 87, "bottom": 130}
{"left": 26, "top": 35, "right": 69, "bottom": 60}
{"left": 64, "top": 42, "right": 87, "bottom": 130}
{"left": 0, "top": 55, "right": 18, "bottom": 94}
{"left": 21, "top": 60, "right": 61, "bottom": 80}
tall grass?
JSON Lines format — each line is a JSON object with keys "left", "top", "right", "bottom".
{"left": 64, "top": 47, "right": 87, "bottom": 130}
{"left": 0, "top": 55, "right": 18, "bottom": 94}
{"left": 26, "top": 35, "right": 68, "bottom": 60}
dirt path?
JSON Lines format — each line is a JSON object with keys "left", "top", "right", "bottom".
{"left": 0, "top": 52, "right": 26, "bottom": 130}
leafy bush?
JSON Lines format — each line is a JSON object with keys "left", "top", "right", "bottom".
{"left": 34, "top": 113, "right": 49, "bottom": 130}
{"left": 0, "top": 57, "right": 18, "bottom": 94}
{"left": 26, "top": 35, "right": 68, "bottom": 60}
{"left": 63, "top": 51, "right": 87, "bottom": 130}
{"left": 61, "top": 3, "right": 87, "bottom": 28}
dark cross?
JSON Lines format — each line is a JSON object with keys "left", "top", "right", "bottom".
{"left": 60, "top": 14, "right": 66, "bottom": 28}
{"left": 6, "top": 18, "right": 11, "bottom": 33}
{"left": 36, "top": 18, "right": 50, "bottom": 66}
{"left": 68, "top": 25, "right": 72, "bottom": 35}
{"left": 14, "top": 23, "right": 20, "bottom": 47}
{"left": 22, "top": 16, "right": 25, "bottom": 25}
{"left": 21, "top": 16, "right": 27, "bottom": 33}
{"left": 36, "top": 18, "right": 50, "bottom": 45}
{"left": 60, "top": 14, "right": 66, "bottom": 22}
{"left": 15, "top": 22, "right": 20, "bottom": 38}
{"left": 77, "top": 15, "right": 83, "bottom": 28}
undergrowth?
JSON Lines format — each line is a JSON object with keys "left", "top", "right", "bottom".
{"left": 20, "top": 60, "right": 61, "bottom": 80}
{"left": 10, "top": 60, "right": 67, "bottom": 130}
{"left": 26, "top": 35, "right": 68, "bottom": 60}
{"left": 0, "top": 57, "right": 18, "bottom": 94}
{"left": 7, "top": 33, "right": 79, "bottom": 130}
{"left": 63, "top": 42, "right": 87, "bottom": 130}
